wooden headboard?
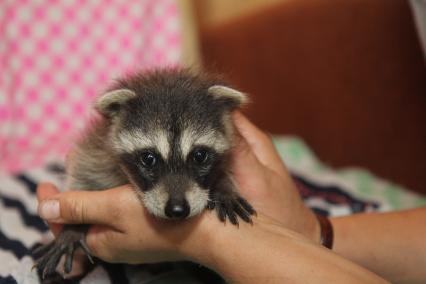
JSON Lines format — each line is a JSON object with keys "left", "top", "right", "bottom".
{"left": 198, "top": 0, "right": 426, "bottom": 193}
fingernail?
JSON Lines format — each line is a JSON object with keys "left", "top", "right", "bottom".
{"left": 39, "top": 200, "right": 60, "bottom": 220}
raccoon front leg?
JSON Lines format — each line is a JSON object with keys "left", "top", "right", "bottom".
{"left": 33, "top": 224, "right": 93, "bottom": 279}
{"left": 207, "top": 175, "right": 256, "bottom": 225}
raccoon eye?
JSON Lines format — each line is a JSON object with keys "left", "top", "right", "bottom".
{"left": 141, "top": 152, "right": 157, "bottom": 168}
{"left": 192, "top": 149, "right": 209, "bottom": 164}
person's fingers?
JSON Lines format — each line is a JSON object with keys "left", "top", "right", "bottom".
{"left": 232, "top": 111, "right": 287, "bottom": 174}
{"left": 36, "top": 182, "right": 63, "bottom": 236}
{"left": 38, "top": 185, "right": 136, "bottom": 229}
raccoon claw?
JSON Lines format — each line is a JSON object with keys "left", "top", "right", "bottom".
{"left": 209, "top": 195, "right": 256, "bottom": 225}
{"left": 33, "top": 230, "right": 92, "bottom": 279}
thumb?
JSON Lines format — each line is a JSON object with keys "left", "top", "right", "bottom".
{"left": 38, "top": 185, "right": 135, "bottom": 229}
{"left": 36, "top": 182, "right": 63, "bottom": 236}
{"left": 232, "top": 111, "right": 288, "bottom": 174}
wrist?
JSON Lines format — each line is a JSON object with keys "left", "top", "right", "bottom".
{"left": 197, "top": 213, "right": 268, "bottom": 281}
{"left": 187, "top": 212, "right": 302, "bottom": 282}
{"left": 175, "top": 211, "right": 226, "bottom": 265}
{"left": 295, "top": 206, "right": 322, "bottom": 244}
{"left": 179, "top": 211, "right": 261, "bottom": 273}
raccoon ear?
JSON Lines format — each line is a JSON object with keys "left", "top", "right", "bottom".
{"left": 208, "top": 85, "right": 248, "bottom": 107}
{"left": 95, "top": 89, "right": 137, "bottom": 117}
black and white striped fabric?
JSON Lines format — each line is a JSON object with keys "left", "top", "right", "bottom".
{"left": 0, "top": 163, "right": 381, "bottom": 284}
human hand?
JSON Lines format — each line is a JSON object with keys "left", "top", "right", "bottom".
{"left": 37, "top": 183, "right": 389, "bottom": 284}
{"left": 36, "top": 183, "right": 214, "bottom": 264}
{"left": 231, "top": 112, "right": 320, "bottom": 242}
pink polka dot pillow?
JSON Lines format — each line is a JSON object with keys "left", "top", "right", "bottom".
{"left": 0, "top": 0, "right": 181, "bottom": 173}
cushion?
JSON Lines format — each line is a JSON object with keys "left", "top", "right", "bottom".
{"left": 0, "top": 0, "right": 181, "bottom": 173}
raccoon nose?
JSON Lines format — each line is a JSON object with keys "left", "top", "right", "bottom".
{"left": 165, "top": 199, "right": 190, "bottom": 219}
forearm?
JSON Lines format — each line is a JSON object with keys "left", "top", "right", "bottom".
{"left": 185, "top": 213, "right": 388, "bottom": 284}
{"left": 331, "top": 207, "right": 426, "bottom": 284}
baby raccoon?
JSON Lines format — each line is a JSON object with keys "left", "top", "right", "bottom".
{"left": 34, "top": 69, "right": 256, "bottom": 278}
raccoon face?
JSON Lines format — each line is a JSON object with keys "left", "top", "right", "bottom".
{"left": 119, "top": 144, "right": 222, "bottom": 219}
{"left": 95, "top": 71, "right": 247, "bottom": 219}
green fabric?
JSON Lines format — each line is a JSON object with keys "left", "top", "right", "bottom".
{"left": 273, "top": 136, "right": 426, "bottom": 211}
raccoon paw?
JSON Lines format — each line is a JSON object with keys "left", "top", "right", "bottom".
{"left": 33, "top": 227, "right": 93, "bottom": 279}
{"left": 208, "top": 194, "right": 256, "bottom": 225}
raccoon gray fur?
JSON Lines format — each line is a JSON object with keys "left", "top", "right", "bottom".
{"left": 34, "top": 69, "right": 256, "bottom": 279}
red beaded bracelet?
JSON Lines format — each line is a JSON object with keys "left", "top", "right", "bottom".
{"left": 316, "top": 214, "right": 334, "bottom": 249}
